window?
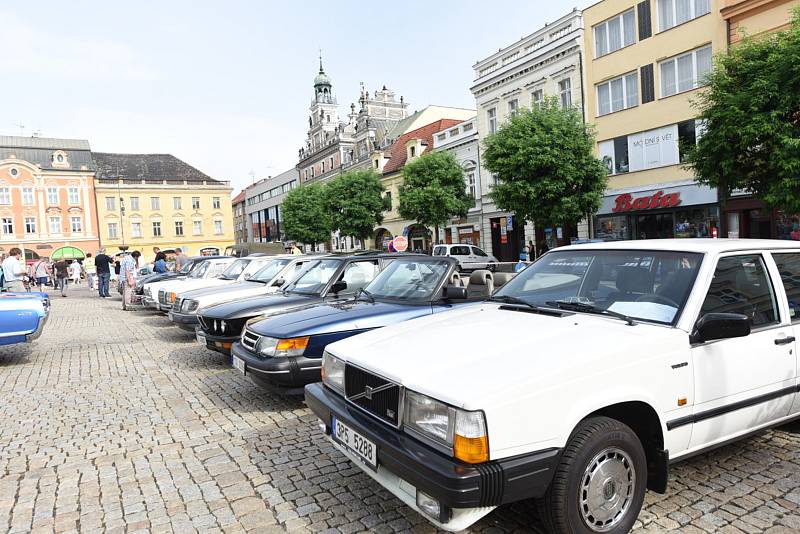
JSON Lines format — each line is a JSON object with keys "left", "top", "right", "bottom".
{"left": 487, "top": 107, "right": 497, "bottom": 134}
{"left": 437, "top": 133, "right": 447, "bottom": 142}
{"left": 657, "top": 0, "right": 710, "bottom": 32}
{"left": 214, "top": 220, "right": 223, "bottom": 234}
{"left": 598, "top": 135, "right": 632, "bottom": 175}
{"left": 594, "top": 9, "right": 636, "bottom": 57}
{"left": 22, "top": 187, "right": 34, "bottom": 205}
{"left": 1, "top": 218, "right": 12, "bottom": 234}
{"left": 466, "top": 170, "right": 476, "bottom": 199}
{"left": 700, "top": 255, "right": 777, "bottom": 327}
{"left": 383, "top": 192, "right": 392, "bottom": 212}
{"left": 660, "top": 45, "right": 712, "bottom": 97}
{"left": 193, "top": 220, "right": 202, "bottom": 235}
{"left": 472, "top": 247, "right": 488, "bottom": 257}
{"left": 105, "top": 196, "right": 116, "bottom": 210}
{"left": 192, "top": 197, "right": 200, "bottom": 209}
{"left": 508, "top": 99, "right": 519, "bottom": 116}
{"left": 410, "top": 146, "right": 416, "bottom": 158}
{"left": 47, "top": 188, "right": 59, "bottom": 205}
{"left": 152, "top": 221, "right": 162, "bottom": 237}
{"left": 462, "top": 122, "right": 474, "bottom": 132}
{"left": 173, "top": 197, "right": 182, "bottom": 210}
{"left": 773, "top": 253, "right": 800, "bottom": 320}
{"left": 175, "top": 220, "right": 184, "bottom": 236}
{"left": 531, "top": 89, "right": 544, "bottom": 109}
{"left": 559, "top": 79, "right": 572, "bottom": 108}
{"left": 0, "top": 188, "right": 9, "bottom": 205}
{"left": 131, "top": 222, "right": 142, "bottom": 238}
{"left": 68, "top": 187, "right": 79, "bottom": 205}
{"left": 24, "top": 217, "right": 35, "bottom": 234}
{"left": 107, "top": 222, "right": 118, "bottom": 238}
{"left": 678, "top": 120, "right": 697, "bottom": 162}
{"left": 70, "top": 216, "right": 82, "bottom": 233}
{"left": 50, "top": 216, "right": 62, "bottom": 234}
{"left": 597, "top": 72, "right": 638, "bottom": 115}
{"left": 129, "top": 196, "right": 139, "bottom": 211}
{"left": 150, "top": 197, "right": 160, "bottom": 210}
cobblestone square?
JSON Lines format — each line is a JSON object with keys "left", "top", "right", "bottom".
{"left": 1, "top": 286, "right": 799, "bottom": 533}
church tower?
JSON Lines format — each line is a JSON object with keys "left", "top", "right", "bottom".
{"left": 305, "top": 56, "right": 340, "bottom": 153}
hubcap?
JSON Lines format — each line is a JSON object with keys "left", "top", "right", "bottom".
{"left": 579, "top": 447, "right": 635, "bottom": 532}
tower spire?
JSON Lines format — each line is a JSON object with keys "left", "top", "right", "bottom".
{"left": 319, "top": 49, "right": 324, "bottom": 73}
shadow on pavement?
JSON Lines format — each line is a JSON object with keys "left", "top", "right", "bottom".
{"left": 0, "top": 344, "right": 32, "bottom": 366}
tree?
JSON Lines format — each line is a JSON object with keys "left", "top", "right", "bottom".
{"left": 482, "top": 97, "right": 608, "bottom": 232}
{"left": 326, "top": 170, "right": 386, "bottom": 244}
{"left": 281, "top": 183, "right": 332, "bottom": 249}
{"left": 684, "top": 10, "right": 800, "bottom": 212}
{"left": 397, "top": 151, "right": 473, "bottom": 244}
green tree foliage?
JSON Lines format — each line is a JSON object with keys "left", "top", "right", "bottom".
{"left": 482, "top": 97, "right": 608, "bottom": 229}
{"left": 397, "top": 151, "right": 473, "bottom": 242}
{"left": 281, "top": 183, "right": 332, "bottom": 248}
{"left": 684, "top": 11, "right": 800, "bottom": 211}
{"left": 326, "top": 170, "right": 386, "bottom": 241}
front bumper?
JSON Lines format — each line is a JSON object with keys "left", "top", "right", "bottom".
{"left": 231, "top": 342, "right": 321, "bottom": 393}
{"left": 305, "top": 383, "right": 561, "bottom": 530}
{"left": 199, "top": 331, "right": 236, "bottom": 355}
{"left": 143, "top": 297, "right": 158, "bottom": 309}
{"left": 169, "top": 310, "right": 199, "bottom": 331}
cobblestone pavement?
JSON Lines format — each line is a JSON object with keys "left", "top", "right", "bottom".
{"left": 0, "top": 285, "right": 799, "bottom": 533}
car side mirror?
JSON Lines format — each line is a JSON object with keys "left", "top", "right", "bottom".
{"left": 272, "top": 278, "right": 285, "bottom": 287}
{"left": 691, "top": 313, "right": 750, "bottom": 344}
{"left": 442, "top": 285, "right": 468, "bottom": 300}
{"left": 330, "top": 280, "right": 348, "bottom": 294}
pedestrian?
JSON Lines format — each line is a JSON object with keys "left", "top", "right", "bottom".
{"left": 1, "top": 248, "right": 27, "bottom": 292}
{"left": 538, "top": 239, "right": 549, "bottom": 258}
{"left": 53, "top": 258, "right": 70, "bottom": 297}
{"left": 31, "top": 257, "right": 50, "bottom": 291}
{"left": 291, "top": 244, "right": 302, "bottom": 255}
{"left": 95, "top": 249, "right": 112, "bottom": 298}
{"left": 112, "top": 258, "right": 121, "bottom": 287}
{"left": 153, "top": 252, "right": 168, "bottom": 273}
{"left": 528, "top": 240, "right": 536, "bottom": 262}
{"left": 121, "top": 251, "right": 141, "bottom": 310}
{"left": 83, "top": 253, "right": 97, "bottom": 290}
{"left": 70, "top": 260, "right": 82, "bottom": 285}
{"left": 174, "top": 247, "right": 188, "bottom": 270}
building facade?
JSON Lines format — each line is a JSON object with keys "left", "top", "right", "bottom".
{"left": 584, "top": 0, "right": 727, "bottom": 241}
{"left": 232, "top": 190, "right": 247, "bottom": 244}
{"left": 722, "top": 0, "right": 799, "bottom": 43}
{"left": 244, "top": 169, "right": 299, "bottom": 244}
{"left": 93, "top": 153, "right": 234, "bottom": 258}
{"left": 431, "top": 118, "right": 485, "bottom": 248}
{"left": 471, "top": 8, "right": 587, "bottom": 262}
{"left": 0, "top": 136, "right": 100, "bottom": 261}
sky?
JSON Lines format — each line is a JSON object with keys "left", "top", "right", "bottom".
{"left": 1, "top": 1, "right": 592, "bottom": 194}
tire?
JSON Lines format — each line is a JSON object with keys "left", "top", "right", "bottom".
{"left": 537, "top": 416, "right": 647, "bottom": 534}
{"left": 488, "top": 262, "right": 497, "bottom": 272}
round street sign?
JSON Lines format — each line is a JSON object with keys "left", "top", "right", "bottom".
{"left": 392, "top": 236, "right": 408, "bottom": 252}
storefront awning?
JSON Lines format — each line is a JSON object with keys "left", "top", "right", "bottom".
{"left": 51, "top": 246, "right": 85, "bottom": 260}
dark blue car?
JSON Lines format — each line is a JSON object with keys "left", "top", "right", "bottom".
{"left": 229, "top": 256, "right": 479, "bottom": 393}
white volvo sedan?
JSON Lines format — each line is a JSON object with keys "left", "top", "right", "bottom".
{"left": 306, "top": 239, "right": 800, "bottom": 533}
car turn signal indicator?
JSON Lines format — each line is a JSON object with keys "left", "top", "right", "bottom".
{"left": 454, "top": 434, "right": 489, "bottom": 464}
{"left": 276, "top": 337, "right": 309, "bottom": 351}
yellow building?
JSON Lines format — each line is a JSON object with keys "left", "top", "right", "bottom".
{"left": 722, "top": 0, "right": 800, "bottom": 43}
{"left": 583, "top": 0, "right": 728, "bottom": 241}
{"left": 93, "top": 153, "right": 233, "bottom": 259}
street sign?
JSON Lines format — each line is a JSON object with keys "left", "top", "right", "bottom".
{"left": 392, "top": 236, "right": 408, "bottom": 252}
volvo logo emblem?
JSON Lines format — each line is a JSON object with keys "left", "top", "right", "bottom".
{"left": 348, "top": 382, "right": 395, "bottom": 401}
{"left": 364, "top": 386, "right": 374, "bottom": 400}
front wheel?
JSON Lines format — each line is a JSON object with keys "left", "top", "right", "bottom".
{"left": 537, "top": 416, "right": 647, "bottom": 534}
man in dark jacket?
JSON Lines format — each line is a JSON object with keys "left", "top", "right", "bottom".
{"left": 94, "top": 249, "right": 113, "bottom": 298}
{"left": 53, "top": 259, "right": 69, "bottom": 297}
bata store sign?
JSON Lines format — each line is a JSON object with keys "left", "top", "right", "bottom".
{"left": 612, "top": 191, "right": 681, "bottom": 212}
{"left": 598, "top": 183, "right": 718, "bottom": 215}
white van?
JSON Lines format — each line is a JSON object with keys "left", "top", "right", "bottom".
{"left": 432, "top": 244, "right": 498, "bottom": 272}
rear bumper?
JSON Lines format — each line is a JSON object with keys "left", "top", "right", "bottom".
{"left": 231, "top": 342, "right": 321, "bottom": 393}
{"left": 25, "top": 313, "right": 48, "bottom": 342}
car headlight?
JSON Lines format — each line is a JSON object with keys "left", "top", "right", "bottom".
{"left": 182, "top": 300, "right": 199, "bottom": 313}
{"left": 321, "top": 351, "right": 345, "bottom": 394}
{"left": 257, "top": 336, "right": 309, "bottom": 357}
{"left": 404, "top": 390, "right": 488, "bottom": 464}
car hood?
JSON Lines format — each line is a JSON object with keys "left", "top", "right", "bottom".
{"left": 248, "top": 300, "right": 435, "bottom": 338}
{"left": 200, "top": 292, "right": 320, "bottom": 320}
{"left": 164, "top": 277, "right": 231, "bottom": 294}
{"left": 177, "top": 281, "right": 267, "bottom": 302}
{"left": 327, "top": 303, "right": 687, "bottom": 410}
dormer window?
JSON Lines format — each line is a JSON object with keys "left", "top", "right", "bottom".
{"left": 51, "top": 150, "right": 70, "bottom": 168}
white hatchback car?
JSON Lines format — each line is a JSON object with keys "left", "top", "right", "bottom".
{"left": 433, "top": 244, "right": 498, "bottom": 272}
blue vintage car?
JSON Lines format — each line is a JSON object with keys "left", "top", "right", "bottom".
{"left": 0, "top": 291, "right": 50, "bottom": 346}
{"left": 229, "top": 256, "right": 496, "bottom": 393}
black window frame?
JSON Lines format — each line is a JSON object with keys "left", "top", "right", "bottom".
{"left": 769, "top": 251, "right": 800, "bottom": 323}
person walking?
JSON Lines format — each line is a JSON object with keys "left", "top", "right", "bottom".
{"left": 31, "top": 257, "right": 50, "bottom": 291}
{"left": 95, "top": 249, "right": 112, "bottom": 298}
{"left": 175, "top": 247, "right": 188, "bottom": 271}
{"left": 70, "top": 260, "right": 82, "bottom": 285}
{"left": 121, "top": 251, "right": 141, "bottom": 310}
{"left": 83, "top": 253, "right": 97, "bottom": 290}
{"left": 1, "top": 248, "right": 27, "bottom": 292}
{"left": 53, "top": 258, "right": 70, "bottom": 297}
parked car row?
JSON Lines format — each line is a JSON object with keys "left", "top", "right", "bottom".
{"left": 136, "top": 239, "right": 800, "bottom": 533}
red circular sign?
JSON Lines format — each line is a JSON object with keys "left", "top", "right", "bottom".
{"left": 392, "top": 236, "right": 408, "bottom": 252}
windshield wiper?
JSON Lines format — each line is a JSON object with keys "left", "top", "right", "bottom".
{"left": 545, "top": 300, "right": 636, "bottom": 326}
{"left": 488, "top": 295, "right": 539, "bottom": 310}
{"left": 355, "top": 288, "right": 375, "bottom": 303}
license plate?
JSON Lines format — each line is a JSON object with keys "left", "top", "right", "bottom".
{"left": 196, "top": 331, "right": 206, "bottom": 345}
{"left": 232, "top": 356, "right": 246, "bottom": 374}
{"left": 332, "top": 416, "right": 377, "bottom": 469}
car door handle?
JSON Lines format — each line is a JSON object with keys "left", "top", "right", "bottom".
{"left": 774, "top": 336, "right": 796, "bottom": 345}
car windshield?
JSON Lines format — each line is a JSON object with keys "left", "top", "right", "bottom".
{"left": 179, "top": 261, "right": 195, "bottom": 274}
{"left": 251, "top": 258, "right": 292, "bottom": 282}
{"left": 283, "top": 259, "right": 342, "bottom": 295}
{"left": 188, "top": 261, "right": 210, "bottom": 278}
{"left": 365, "top": 259, "right": 449, "bottom": 301}
{"left": 494, "top": 250, "right": 703, "bottom": 325}
{"left": 219, "top": 259, "right": 249, "bottom": 280}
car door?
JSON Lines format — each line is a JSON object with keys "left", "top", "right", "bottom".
{"left": 471, "top": 246, "right": 490, "bottom": 269}
{"left": 768, "top": 251, "right": 800, "bottom": 416}
{"left": 451, "top": 245, "right": 471, "bottom": 270}
{"left": 688, "top": 253, "right": 796, "bottom": 449}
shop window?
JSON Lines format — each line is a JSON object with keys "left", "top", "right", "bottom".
{"left": 614, "top": 137, "right": 629, "bottom": 174}
{"left": 674, "top": 206, "right": 719, "bottom": 238}
{"left": 595, "top": 215, "right": 632, "bottom": 240}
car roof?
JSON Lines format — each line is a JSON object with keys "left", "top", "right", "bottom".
{"left": 188, "top": 255, "right": 228, "bottom": 260}
{"left": 556, "top": 238, "right": 800, "bottom": 254}
{"left": 322, "top": 252, "right": 434, "bottom": 260}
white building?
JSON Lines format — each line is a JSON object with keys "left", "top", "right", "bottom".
{"left": 470, "top": 8, "right": 587, "bottom": 262}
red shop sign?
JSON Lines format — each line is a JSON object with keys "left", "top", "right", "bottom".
{"left": 612, "top": 191, "right": 682, "bottom": 213}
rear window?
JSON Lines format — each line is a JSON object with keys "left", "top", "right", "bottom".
{"left": 450, "top": 246, "right": 470, "bottom": 256}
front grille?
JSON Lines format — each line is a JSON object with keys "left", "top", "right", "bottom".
{"left": 199, "top": 316, "right": 247, "bottom": 338}
{"left": 241, "top": 328, "right": 260, "bottom": 352}
{"left": 345, "top": 364, "right": 401, "bottom": 427}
